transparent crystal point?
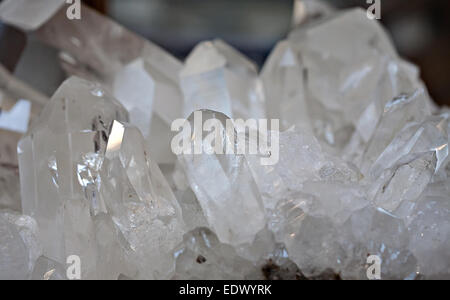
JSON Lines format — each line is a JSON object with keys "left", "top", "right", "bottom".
{"left": 261, "top": 40, "right": 310, "bottom": 131}
{"left": 287, "top": 8, "right": 424, "bottom": 152}
{"left": 180, "top": 40, "right": 265, "bottom": 120}
{"left": 0, "top": 167, "right": 21, "bottom": 211}
{"left": 177, "top": 110, "right": 266, "bottom": 246}
{"left": 33, "top": 4, "right": 184, "bottom": 164}
{"left": 362, "top": 89, "right": 432, "bottom": 173}
{"left": 18, "top": 76, "right": 129, "bottom": 278}
{"left": 100, "top": 121, "right": 185, "bottom": 279}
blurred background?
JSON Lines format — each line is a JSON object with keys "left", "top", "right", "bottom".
{"left": 2, "top": 0, "right": 450, "bottom": 105}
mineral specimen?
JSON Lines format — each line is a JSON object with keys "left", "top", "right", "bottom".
{"left": 0, "top": 1, "right": 448, "bottom": 280}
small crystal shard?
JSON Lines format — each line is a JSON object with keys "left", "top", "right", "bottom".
{"left": 180, "top": 40, "right": 265, "bottom": 120}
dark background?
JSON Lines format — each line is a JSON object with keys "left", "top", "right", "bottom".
{"left": 85, "top": 0, "right": 450, "bottom": 106}
{"left": 2, "top": 0, "right": 450, "bottom": 106}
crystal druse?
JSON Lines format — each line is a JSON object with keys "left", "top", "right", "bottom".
{"left": 0, "top": 0, "right": 448, "bottom": 279}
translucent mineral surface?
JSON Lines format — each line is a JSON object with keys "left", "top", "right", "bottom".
{"left": 17, "top": 77, "right": 184, "bottom": 279}
{"left": 0, "top": 1, "right": 449, "bottom": 280}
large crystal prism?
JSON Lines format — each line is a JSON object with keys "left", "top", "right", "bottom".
{"left": 177, "top": 110, "right": 266, "bottom": 246}
{"left": 18, "top": 77, "right": 185, "bottom": 279}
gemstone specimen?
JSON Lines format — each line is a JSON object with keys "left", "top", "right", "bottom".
{"left": 0, "top": 1, "right": 448, "bottom": 280}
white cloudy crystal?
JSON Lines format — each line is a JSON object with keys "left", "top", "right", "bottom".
{"left": 0, "top": 210, "right": 41, "bottom": 279}
{"left": 172, "top": 227, "right": 256, "bottom": 280}
{"left": 407, "top": 181, "right": 450, "bottom": 279}
{"left": 0, "top": 213, "right": 30, "bottom": 279}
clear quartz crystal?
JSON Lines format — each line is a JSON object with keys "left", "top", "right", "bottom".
{"left": 180, "top": 40, "right": 265, "bottom": 120}
{"left": 177, "top": 110, "right": 266, "bottom": 246}
{"left": 285, "top": 8, "right": 426, "bottom": 151}
{"left": 18, "top": 77, "right": 184, "bottom": 279}
{"left": 100, "top": 121, "right": 185, "bottom": 279}
{"left": 18, "top": 76, "right": 129, "bottom": 278}
{"left": 33, "top": 4, "right": 184, "bottom": 164}
{"left": 261, "top": 40, "right": 310, "bottom": 131}
{"left": 0, "top": 1, "right": 448, "bottom": 280}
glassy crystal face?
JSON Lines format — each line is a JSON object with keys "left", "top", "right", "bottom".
{"left": 180, "top": 40, "right": 265, "bottom": 120}
{"left": 0, "top": 1, "right": 448, "bottom": 280}
{"left": 282, "top": 8, "right": 430, "bottom": 153}
{"left": 17, "top": 77, "right": 185, "bottom": 279}
{"left": 31, "top": 4, "right": 185, "bottom": 165}
{"left": 177, "top": 110, "right": 266, "bottom": 246}
{"left": 18, "top": 76, "right": 129, "bottom": 278}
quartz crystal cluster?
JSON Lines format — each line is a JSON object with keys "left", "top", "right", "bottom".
{"left": 0, "top": 1, "right": 449, "bottom": 280}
